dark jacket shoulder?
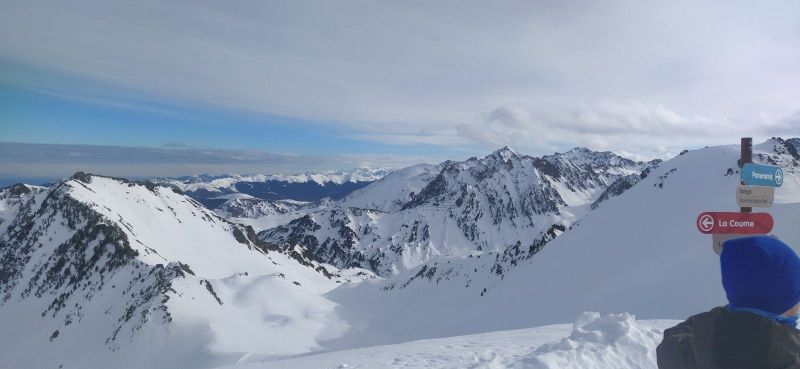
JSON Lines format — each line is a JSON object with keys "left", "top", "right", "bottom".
{"left": 657, "top": 306, "right": 800, "bottom": 369}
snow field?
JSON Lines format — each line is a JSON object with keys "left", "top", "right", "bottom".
{"left": 220, "top": 313, "right": 679, "bottom": 369}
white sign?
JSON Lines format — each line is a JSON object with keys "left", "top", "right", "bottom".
{"left": 712, "top": 235, "right": 747, "bottom": 255}
{"left": 735, "top": 185, "right": 775, "bottom": 208}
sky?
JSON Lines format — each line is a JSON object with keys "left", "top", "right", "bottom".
{"left": 1, "top": 0, "right": 799, "bottom": 183}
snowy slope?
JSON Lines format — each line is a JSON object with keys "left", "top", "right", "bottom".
{"left": 214, "top": 197, "right": 312, "bottom": 235}
{"left": 260, "top": 147, "right": 657, "bottom": 276}
{"left": 0, "top": 173, "right": 372, "bottom": 369}
{"left": 318, "top": 138, "right": 800, "bottom": 349}
{"left": 342, "top": 163, "right": 443, "bottom": 212}
{"left": 219, "top": 313, "right": 679, "bottom": 369}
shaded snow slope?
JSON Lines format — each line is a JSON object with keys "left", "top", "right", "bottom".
{"left": 321, "top": 139, "right": 800, "bottom": 349}
{"left": 214, "top": 197, "right": 306, "bottom": 219}
{"left": 0, "top": 173, "right": 371, "bottom": 369}
{"left": 219, "top": 313, "right": 678, "bottom": 369}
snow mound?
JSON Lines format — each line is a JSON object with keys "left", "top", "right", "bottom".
{"left": 518, "top": 312, "right": 661, "bottom": 369}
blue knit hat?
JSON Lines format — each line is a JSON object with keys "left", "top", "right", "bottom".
{"left": 721, "top": 236, "right": 800, "bottom": 315}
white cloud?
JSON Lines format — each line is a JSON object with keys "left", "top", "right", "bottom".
{"left": 456, "top": 106, "right": 533, "bottom": 149}
{"left": 456, "top": 100, "right": 790, "bottom": 159}
{"left": 0, "top": 0, "right": 798, "bottom": 157}
{"left": 762, "top": 110, "right": 800, "bottom": 136}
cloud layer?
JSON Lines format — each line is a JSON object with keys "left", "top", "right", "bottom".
{"left": 1, "top": 0, "right": 798, "bottom": 158}
{"left": 0, "top": 142, "right": 427, "bottom": 185}
{"left": 457, "top": 102, "right": 800, "bottom": 159}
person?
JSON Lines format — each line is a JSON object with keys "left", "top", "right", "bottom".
{"left": 657, "top": 236, "right": 800, "bottom": 369}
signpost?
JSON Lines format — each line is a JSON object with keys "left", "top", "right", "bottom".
{"left": 742, "top": 163, "right": 784, "bottom": 187}
{"left": 696, "top": 137, "right": 783, "bottom": 253}
{"left": 696, "top": 212, "right": 774, "bottom": 235}
{"left": 735, "top": 185, "right": 775, "bottom": 207}
{"left": 740, "top": 138, "right": 753, "bottom": 213}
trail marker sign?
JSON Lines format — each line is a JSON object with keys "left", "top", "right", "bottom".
{"left": 735, "top": 185, "right": 775, "bottom": 208}
{"left": 696, "top": 212, "right": 774, "bottom": 235}
{"left": 712, "top": 234, "right": 747, "bottom": 255}
{"left": 742, "top": 163, "right": 783, "bottom": 187}
{"left": 712, "top": 234, "right": 780, "bottom": 255}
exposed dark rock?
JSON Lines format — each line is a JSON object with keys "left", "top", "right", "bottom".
{"left": 532, "top": 158, "right": 561, "bottom": 179}
{"left": 201, "top": 280, "right": 223, "bottom": 305}
{"left": 7, "top": 183, "right": 31, "bottom": 196}
{"left": 591, "top": 174, "right": 639, "bottom": 210}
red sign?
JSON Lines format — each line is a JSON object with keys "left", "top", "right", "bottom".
{"left": 696, "top": 212, "right": 773, "bottom": 235}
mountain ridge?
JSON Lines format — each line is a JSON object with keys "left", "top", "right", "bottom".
{"left": 0, "top": 172, "right": 372, "bottom": 369}
{"left": 318, "top": 138, "right": 800, "bottom": 351}
{"left": 259, "top": 146, "right": 659, "bottom": 276}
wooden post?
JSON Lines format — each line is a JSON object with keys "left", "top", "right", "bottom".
{"left": 739, "top": 137, "right": 752, "bottom": 213}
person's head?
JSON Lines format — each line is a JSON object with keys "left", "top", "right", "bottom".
{"left": 721, "top": 236, "right": 800, "bottom": 317}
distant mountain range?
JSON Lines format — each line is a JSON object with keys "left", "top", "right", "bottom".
{"left": 151, "top": 168, "right": 392, "bottom": 208}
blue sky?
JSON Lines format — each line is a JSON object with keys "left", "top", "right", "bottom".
{"left": 0, "top": 72, "right": 448, "bottom": 157}
{"left": 1, "top": 0, "right": 798, "bottom": 183}
{"left": 0, "top": 75, "right": 446, "bottom": 185}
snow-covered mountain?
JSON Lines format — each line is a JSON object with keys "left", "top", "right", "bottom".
{"left": 318, "top": 138, "right": 800, "bottom": 350}
{"left": 213, "top": 195, "right": 307, "bottom": 219}
{"left": 152, "top": 168, "right": 392, "bottom": 209}
{"left": 0, "top": 173, "right": 371, "bottom": 369}
{"left": 259, "top": 147, "right": 659, "bottom": 276}
{"left": 4, "top": 139, "right": 800, "bottom": 369}
{"left": 341, "top": 163, "right": 444, "bottom": 212}
{"left": 159, "top": 168, "right": 391, "bottom": 188}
